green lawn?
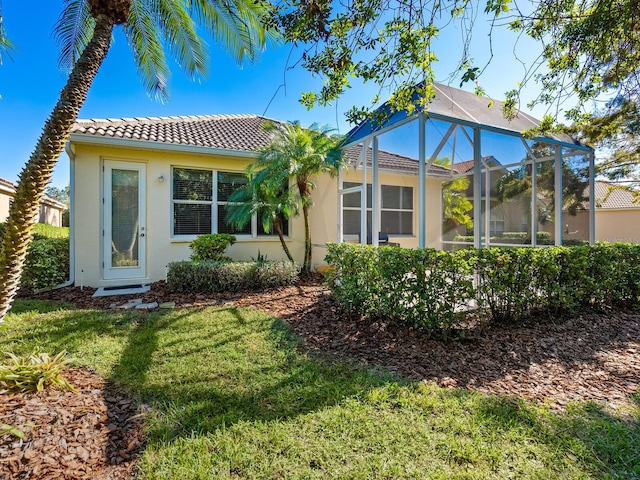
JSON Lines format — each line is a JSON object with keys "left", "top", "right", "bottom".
{"left": 2, "top": 300, "right": 639, "bottom": 479}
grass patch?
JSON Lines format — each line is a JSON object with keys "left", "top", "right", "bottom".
{"left": 1, "top": 300, "right": 638, "bottom": 479}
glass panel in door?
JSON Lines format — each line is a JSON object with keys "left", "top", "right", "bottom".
{"left": 104, "top": 161, "right": 146, "bottom": 280}
{"left": 111, "top": 169, "right": 140, "bottom": 267}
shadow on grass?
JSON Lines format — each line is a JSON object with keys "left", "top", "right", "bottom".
{"left": 107, "top": 305, "right": 396, "bottom": 442}
{"left": 471, "top": 393, "right": 640, "bottom": 477}
{"left": 3, "top": 300, "right": 638, "bottom": 478}
{"left": 106, "top": 303, "right": 639, "bottom": 478}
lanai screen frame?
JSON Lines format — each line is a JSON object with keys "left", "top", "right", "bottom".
{"left": 338, "top": 87, "right": 595, "bottom": 249}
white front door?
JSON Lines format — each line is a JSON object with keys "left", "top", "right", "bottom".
{"left": 103, "top": 161, "right": 147, "bottom": 280}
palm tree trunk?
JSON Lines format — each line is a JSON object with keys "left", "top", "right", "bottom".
{"left": 302, "top": 204, "right": 311, "bottom": 273}
{"left": 273, "top": 216, "right": 294, "bottom": 263}
{"left": 0, "top": 15, "right": 114, "bottom": 322}
{"left": 297, "top": 178, "right": 312, "bottom": 274}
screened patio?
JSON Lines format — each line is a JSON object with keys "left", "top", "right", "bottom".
{"left": 338, "top": 83, "right": 595, "bottom": 249}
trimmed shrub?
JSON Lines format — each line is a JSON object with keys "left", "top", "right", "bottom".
{"left": 22, "top": 236, "right": 70, "bottom": 290}
{"left": 189, "top": 234, "right": 236, "bottom": 262}
{"left": 453, "top": 231, "right": 553, "bottom": 245}
{"left": 167, "top": 260, "right": 299, "bottom": 293}
{"left": 325, "top": 243, "right": 474, "bottom": 337}
{"left": 0, "top": 223, "right": 70, "bottom": 290}
{"left": 325, "top": 242, "right": 640, "bottom": 332}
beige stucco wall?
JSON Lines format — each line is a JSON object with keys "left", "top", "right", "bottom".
{"left": 595, "top": 209, "right": 640, "bottom": 243}
{"left": 0, "top": 186, "right": 64, "bottom": 227}
{"left": 309, "top": 168, "right": 442, "bottom": 267}
{"left": 39, "top": 203, "right": 63, "bottom": 227}
{"left": 72, "top": 143, "right": 311, "bottom": 287}
{"left": 72, "top": 142, "right": 445, "bottom": 287}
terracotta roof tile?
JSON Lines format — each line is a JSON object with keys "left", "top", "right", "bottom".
{"left": 593, "top": 181, "right": 640, "bottom": 209}
{"left": 342, "top": 146, "right": 450, "bottom": 176}
{"left": 72, "top": 114, "right": 451, "bottom": 175}
{"left": 71, "top": 114, "right": 277, "bottom": 152}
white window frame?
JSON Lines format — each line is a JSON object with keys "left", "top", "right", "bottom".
{"left": 342, "top": 182, "right": 414, "bottom": 236}
{"left": 171, "top": 166, "right": 289, "bottom": 239}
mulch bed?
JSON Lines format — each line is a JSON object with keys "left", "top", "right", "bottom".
{"left": 3, "top": 276, "right": 639, "bottom": 479}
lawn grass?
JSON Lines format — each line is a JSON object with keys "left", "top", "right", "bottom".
{"left": 1, "top": 301, "right": 638, "bottom": 479}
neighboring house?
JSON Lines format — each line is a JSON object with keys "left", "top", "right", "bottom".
{"left": 565, "top": 181, "right": 640, "bottom": 244}
{"left": 0, "top": 177, "right": 67, "bottom": 227}
{"left": 67, "top": 83, "right": 593, "bottom": 288}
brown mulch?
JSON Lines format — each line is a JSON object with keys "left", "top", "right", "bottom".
{"left": 3, "top": 275, "right": 640, "bottom": 479}
{"left": 0, "top": 369, "right": 144, "bottom": 480}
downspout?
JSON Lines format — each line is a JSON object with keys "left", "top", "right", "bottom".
{"left": 53, "top": 142, "right": 75, "bottom": 289}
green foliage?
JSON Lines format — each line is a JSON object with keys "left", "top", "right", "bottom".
{"left": 1, "top": 300, "right": 638, "bottom": 478}
{"left": 167, "top": 260, "right": 299, "bottom": 293}
{"left": 22, "top": 236, "right": 70, "bottom": 290}
{"left": 189, "top": 234, "right": 236, "bottom": 262}
{"left": 44, "top": 185, "right": 70, "bottom": 207}
{"left": 0, "top": 350, "right": 76, "bottom": 393}
{"left": 326, "top": 243, "right": 640, "bottom": 328}
{"left": 1, "top": 423, "right": 27, "bottom": 440}
{"left": 0, "top": 223, "right": 70, "bottom": 290}
{"left": 252, "top": 250, "right": 269, "bottom": 263}
{"left": 32, "top": 223, "right": 70, "bottom": 239}
{"left": 325, "top": 243, "right": 474, "bottom": 337}
{"left": 244, "top": 121, "right": 345, "bottom": 273}
{"left": 225, "top": 162, "right": 297, "bottom": 263}
{"left": 453, "top": 231, "right": 553, "bottom": 245}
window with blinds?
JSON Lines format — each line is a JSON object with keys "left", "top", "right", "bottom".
{"left": 342, "top": 182, "right": 413, "bottom": 235}
{"left": 172, "top": 167, "right": 289, "bottom": 237}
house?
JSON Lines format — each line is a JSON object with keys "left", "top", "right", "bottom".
{"left": 67, "top": 83, "right": 594, "bottom": 288}
{"left": 67, "top": 114, "right": 449, "bottom": 287}
{"left": 564, "top": 181, "right": 640, "bottom": 244}
{"left": 0, "top": 177, "right": 67, "bottom": 227}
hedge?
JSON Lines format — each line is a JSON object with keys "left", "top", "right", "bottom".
{"left": 167, "top": 260, "right": 299, "bottom": 293}
{"left": 325, "top": 243, "right": 640, "bottom": 336}
{"left": 0, "top": 223, "right": 70, "bottom": 290}
{"left": 453, "top": 231, "right": 553, "bottom": 245}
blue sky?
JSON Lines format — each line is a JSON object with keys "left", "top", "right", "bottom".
{"left": 0, "top": 1, "right": 549, "bottom": 189}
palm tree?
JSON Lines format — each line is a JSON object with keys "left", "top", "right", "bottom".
{"left": 226, "top": 163, "right": 298, "bottom": 263}
{"left": 437, "top": 158, "right": 473, "bottom": 237}
{"left": 0, "top": 1, "right": 15, "bottom": 65}
{"left": 0, "top": 0, "right": 273, "bottom": 322}
{"left": 247, "top": 121, "right": 344, "bottom": 274}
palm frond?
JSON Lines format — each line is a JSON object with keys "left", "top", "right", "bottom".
{"left": 152, "top": 0, "right": 208, "bottom": 80}
{"left": 53, "top": 0, "right": 95, "bottom": 72}
{"left": 189, "top": 0, "right": 278, "bottom": 65}
{"left": 0, "top": 2, "right": 15, "bottom": 65}
{"left": 0, "top": 30, "right": 15, "bottom": 65}
{"left": 125, "top": 0, "right": 171, "bottom": 102}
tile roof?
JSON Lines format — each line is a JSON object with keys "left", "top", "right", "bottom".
{"left": 450, "top": 159, "right": 474, "bottom": 174}
{"left": 342, "top": 146, "right": 450, "bottom": 176}
{"left": 72, "top": 114, "right": 451, "bottom": 176}
{"left": 71, "top": 114, "right": 276, "bottom": 152}
{"left": 0, "top": 177, "right": 67, "bottom": 209}
{"left": 593, "top": 181, "right": 640, "bottom": 209}
{"left": 449, "top": 156, "right": 502, "bottom": 174}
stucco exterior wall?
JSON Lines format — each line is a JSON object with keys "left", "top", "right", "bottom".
{"left": 72, "top": 142, "right": 445, "bottom": 287}
{"left": 595, "top": 209, "right": 640, "bottom": 243}
{"left": 72, "top": 143, "right": 310, "bottom": 287}
{"left": 39, "top": 203, "right": 63, "bottom": 227}
{"left": 0, "top": 185, "right": 64, "bottom": 227}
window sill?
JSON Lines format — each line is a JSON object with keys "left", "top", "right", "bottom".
{"left": 170, "top": 235, "right": 290, "bottom": 244}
